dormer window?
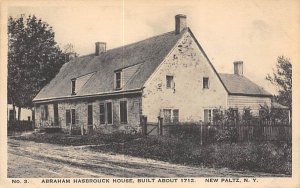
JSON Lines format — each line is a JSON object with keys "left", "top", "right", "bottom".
{"left": 70, "top": 72, "right": 95, "bottom": 95}
{"left": 115, "top": 71, "right": 122, "bottom": 90}
{"left": 71, "top": 79, "right": 76, "bottom": 95}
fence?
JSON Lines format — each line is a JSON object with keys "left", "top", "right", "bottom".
{"left": 237, "top": 125, "right": 291, "bottom": 142}
{"left": 8, "top": 120, "right": 34, "bottom": 132}
{"left": 140, "top": 116, "right": 292, "bottom": 143}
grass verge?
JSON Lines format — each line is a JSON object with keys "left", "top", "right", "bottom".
{"left": 12, "top": 132, "right": 291, "bottom": 175}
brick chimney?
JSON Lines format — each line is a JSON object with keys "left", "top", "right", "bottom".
{"left": 95, "top": 42, "right": 106, "bottom": 56}
{"left": 233, "top": 61, "right": 243, "bottom": 76}
{"left": 175, "top": 14, "right": 187, "bottom": 34}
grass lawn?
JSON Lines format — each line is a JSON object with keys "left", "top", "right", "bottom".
{"left": 13, "top": 132, "right": 292, "bottom": 175}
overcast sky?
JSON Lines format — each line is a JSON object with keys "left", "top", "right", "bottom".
{"left": 7, "top": 0, "right": 300, "bottom": 94}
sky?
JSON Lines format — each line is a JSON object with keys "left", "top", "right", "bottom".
{"left": 7, "top": 0, "right": 300, "bottom": 94}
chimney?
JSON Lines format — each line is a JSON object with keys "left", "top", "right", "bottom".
{"left": 95, "top": 42, "right": 106, "bottom": 56}
{"left": 175, "top": 14, "right": 187, "bottom": 34}
{"left": 233, "top": 61, "right": 243, "bottom": 76}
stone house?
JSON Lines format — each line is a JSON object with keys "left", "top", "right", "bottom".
{"left": 33, "top": 14, "right": 273, "bottom": 133}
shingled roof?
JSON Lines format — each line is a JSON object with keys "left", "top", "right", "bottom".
{"left": 33, "top": 26, "right": 272, "bottom": 102}
{"left": 33, "top": 30, "right": 185, "bottom": 102}
{"left": 219, "top": 73, "right": 272, "bottom": 97}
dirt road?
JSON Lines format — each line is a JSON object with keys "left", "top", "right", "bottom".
{"left": 8, "top": 138, "right": 283, "bottom": 178}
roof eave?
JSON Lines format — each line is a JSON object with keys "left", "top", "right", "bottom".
{"left": 187, "top": 28, "right": 230, "bottom": 94}
{"left": 33, "top": 88, "right": 143, "bottom": 104}
{"left": 228, "top": 92, "right": 273, "bottom": 98}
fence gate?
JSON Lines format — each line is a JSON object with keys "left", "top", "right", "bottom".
{"left": 140, "top": 116, "right": 164, "bottom": 135}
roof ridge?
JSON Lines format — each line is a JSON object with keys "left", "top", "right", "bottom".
{"left": 101, "top": 30, "right": 176, "bottom": 53}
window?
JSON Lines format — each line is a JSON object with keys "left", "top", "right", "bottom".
{"left": 66, "top": 110, "right": 71, "bottom": 125}
{"left": 99, "top": 103, "right": 105, "bottom": 124}
{"left": 166, "top": 75, "right": 174, "bottom": 89}
{"left": 173, "top": 109, "right": 179, "bottom": 123}
{"left": 88, "top": 104, "right": 93, "bottom": 125}
{"left": 163, "top": 109, "right": 179, "bottom": 123}
{"left": 41, "top": 105, "right": 49, "bottom": 120}
{"left": 166, "top": 76, "right": 174, "bottom": 89}
{"left": 71, "top": 109, "right": 76, "bottom": 125}
{"left": 120, "top": 101, "right": 128, "bottom": 123}
{"left": 203, "top": 77, "right": 209, "bottom": 89}
{"left": 204, "top": 109, "right": 212, "bottom": 123}
{"left": 163, "top": 109, "right": 172, "bottom": 123}
{"left": 100, "top": 102, "right": 113, "bottom": 124}
{"left": 115, "top": 71, "right": 122, "bottom": 90}
{"left": 71, "top": 79, "right": 76, "bottom": 95}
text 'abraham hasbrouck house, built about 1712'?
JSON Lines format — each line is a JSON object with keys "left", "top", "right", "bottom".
{"left": 33, "top": 14, "right": 282, "bottom": 134}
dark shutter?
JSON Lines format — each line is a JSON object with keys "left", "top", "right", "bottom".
{"left": 44, "top": 105, "right": 49, "bottom": 120}
{"left": 120, "top": 101, "right": 128, "bottom": 123}
{"left": 99, "top": 103, "right": 105, "bottom": 124}
{"left": 106, "top": 102, "right": 112, "bottom": 124}
{"left": 66, "top": 110, "right": 71, "bottom": 125}
{"left": 88, "top": 104, "right": 93, "bottom": 125}
{"left": 71, "top": 109, "right": 76, "bottom": 125}
{"left": 54, "top": 103, "right": 59, "bottom": 126}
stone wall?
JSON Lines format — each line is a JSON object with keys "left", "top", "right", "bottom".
{"left": 35, "top": 94, "right": 142, "bottom": 134}
{"left": 142, "top": 31, "right": 228, "bottom": 123}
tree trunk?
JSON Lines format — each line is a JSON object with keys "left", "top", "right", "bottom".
{"left": 18, "top": 106, "right": 21, "bottom": 121}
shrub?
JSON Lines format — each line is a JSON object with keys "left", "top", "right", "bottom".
{"left": 214, "top": 126, "right": 238, "bottom": 143}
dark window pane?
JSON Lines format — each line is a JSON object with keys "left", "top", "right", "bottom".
{"left": 166, "top": 75, "right": 174, "bottom": 88}
{"left": 88, "top": 105, "right": 93, "bottom": 125}
{"left": 100, "top": 103, "right": 105, "bottom": 124}
{"left": 72, "top": 80, "right": 76, "bottom": 94}
{"left": 71, "top": 109, "right": 76, "bottom": 125}
{"left": 173, "top": 109, "right": 179, "bottom": 123}
{"left": 120, "top": 101, "right": 127, "bottom": 123}
{"left": 115, "top": 72, "right": 121, "bottom": 89}
{"left": 106, "top": 102, "right": 112, "bottom": 124}
{"left": 66, "top": 110, "right": 71, "bottom": 125}
{"left": 203, "top": 77, "right": 209, "bottom": 89}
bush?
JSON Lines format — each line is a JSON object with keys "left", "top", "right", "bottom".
{"left": 214, "top": 126, "right": 238, "bottom": 143}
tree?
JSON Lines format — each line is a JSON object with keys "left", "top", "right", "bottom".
{"left": 266, "top": 56, "right": 292, "bottom": 114}
{"left": 8, "top": 15, "right": 68, "bottom": 120}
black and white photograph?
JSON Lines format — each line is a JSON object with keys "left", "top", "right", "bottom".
{"left": 1, "top": 0, "right": 299, "bottom": 187}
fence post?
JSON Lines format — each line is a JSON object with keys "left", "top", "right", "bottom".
{"left": 158, "top": 117, "right": 163, "bottom": 136}
{"left": 200, "top": 124, "right": 203, "bottom": 146}
{"left": 141, "top": 116, "right": 147, "bottom": 136}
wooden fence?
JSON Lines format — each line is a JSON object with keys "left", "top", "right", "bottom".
{"left": 140, "top": 116, "right": 291, "bottom": 143}
{"left": 237, "top": 125, "right": 291, "bottom": 142}
{"left": 8, "top": 120, "right": 34, "bottom": 132}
